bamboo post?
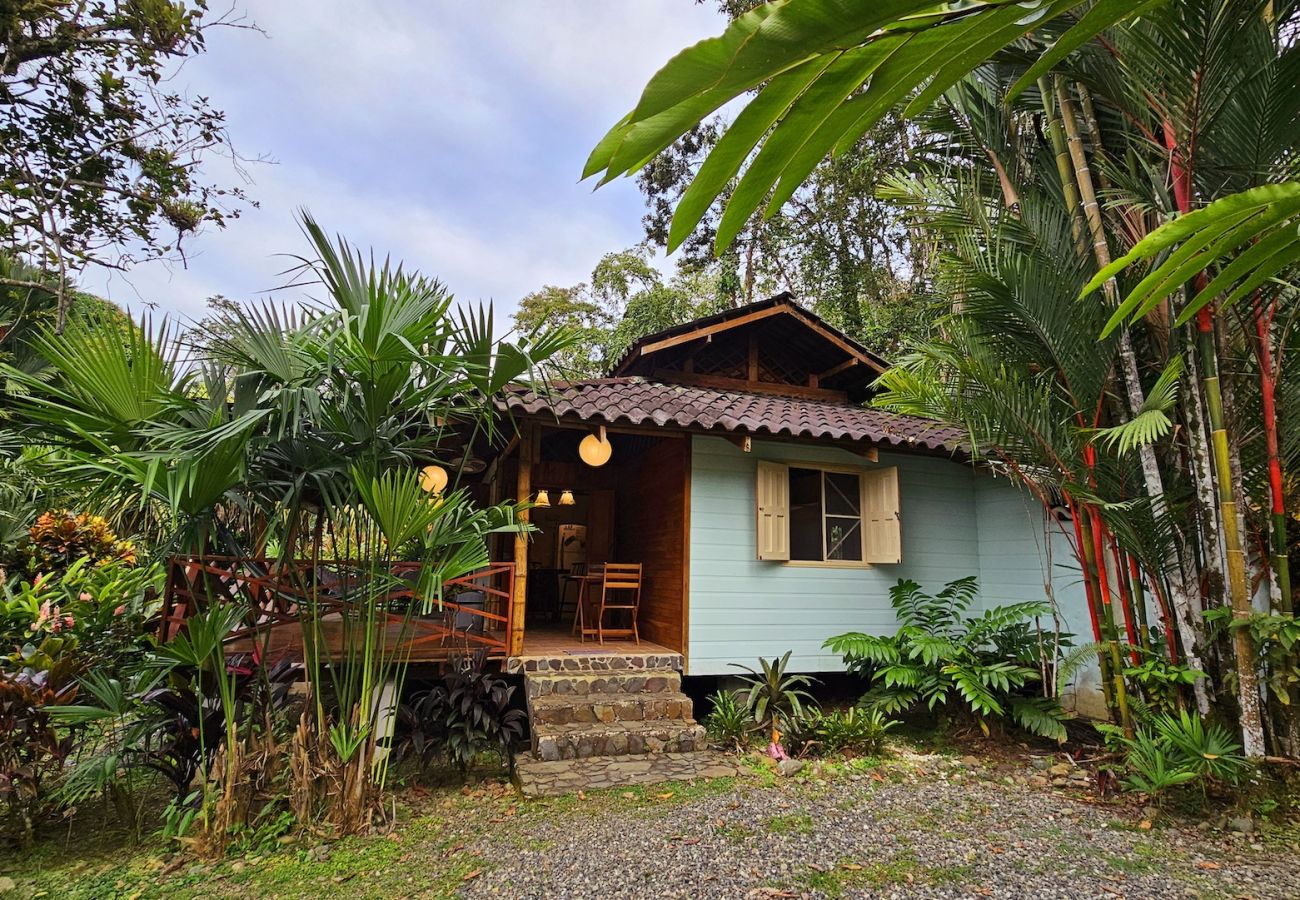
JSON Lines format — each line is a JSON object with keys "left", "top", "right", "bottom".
{"left": 509, "top": 422, "right": 536, "bottom": 657}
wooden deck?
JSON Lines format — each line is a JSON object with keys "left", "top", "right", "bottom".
{"left": 515, "top": 627, "right": 676, "bottom": 659}
{"left": 164, "top": 556, "right": 516, "bottom": 663}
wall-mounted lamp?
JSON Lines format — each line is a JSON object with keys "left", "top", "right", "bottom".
{"left": 559, "top": 490, "right": 575, "bottom": 506}
{"left": 578, "top": 425, "right": 612, "bottom": 467}
{"left": 419, "top": 464, "right": 449, "bottom": 494}
{"left": 534, "top": 489, "right": 551, "bottom": 508}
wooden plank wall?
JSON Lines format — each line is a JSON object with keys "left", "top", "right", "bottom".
{"left": 615, "top": 438, "right": 688, "bottom": 652}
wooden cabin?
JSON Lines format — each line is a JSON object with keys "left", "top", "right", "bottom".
{"left": 487, "top": 294, "right": 1093, "bottom": 686}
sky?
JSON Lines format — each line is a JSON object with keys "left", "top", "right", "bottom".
{"left": 84, "top": 1, "right": 726, "bottom": 329}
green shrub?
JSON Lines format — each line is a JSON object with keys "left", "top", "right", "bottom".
{"left": 1121, "top": 729, "right": 1198, "bottom": 799}
{"left": 393, "top": 650, "right": 526, "bottom": 774}
{"left": 23, "top": 510, "right": 136, "bottom": 574}
{"left": 703, "top": 689, "right": 751, "bottom": 752}
{"left": 1116, "top": 711, "right": 1248, "bottom": 803}
{"left": 824, "top": 577, "right": 1069, "bottom": 740}
{"left": 788, "top": 706, "right": 898, "bottom": 758}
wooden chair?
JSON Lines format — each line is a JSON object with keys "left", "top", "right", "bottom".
{"left": 592, "top": 562, "right": 643, "bottom": 645}
{"left": 561, "top": 562, "right": 589, "bottom": 634}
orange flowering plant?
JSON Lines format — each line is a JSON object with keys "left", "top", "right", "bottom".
{"left": 23, "top": 511, "right": 136, "bottom": 574}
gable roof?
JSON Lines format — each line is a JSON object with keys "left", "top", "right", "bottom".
{"left": 610, "top": 292, "right": 889, "bottom": 383}
{"left": 501, "top": 377, "right": 963, "bottom": 454}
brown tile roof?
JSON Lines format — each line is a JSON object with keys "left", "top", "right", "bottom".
{"left": 500, "top": 377, "right": 964, "bottom": 453}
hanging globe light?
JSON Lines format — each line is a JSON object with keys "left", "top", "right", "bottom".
{"left": 419, "top": 464, "right": 449, "bottom": 494}
{"left": 578, "top": 426, "right": 612, "bottom": 467}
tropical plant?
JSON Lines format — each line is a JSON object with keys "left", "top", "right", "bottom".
{"left": 22, "top": 510, "right": 136, "bottom": 574}
{"left": 787, "top": 706, "right": 898, "bottom": 758}
{"left": 1150, "top": 711, "right": 1249, "bottom": 786}
{"left": 1, "top": 212, "right": 570, "bottom": 839}
{"left": 0, "top": 659, "right": 78, "bottom": 845}
{"left": 1120, "top": 729, "right": 1198, "bottom": 802}
{"left": 731, "top": 651, "right": 818, "bottom": 748}
{"left": 1123, "top": 649, "right": 1206, "bottom": 717}
{"left": 825, "top": 577, "right": 1069, "bottom": 740}
{"left": 50, "top": 669, "right": 159, "bottom": 840}
{"left": 584, "top": 0, "right": 1148, "bottom": 257}
{"left": 392, "top": 650, "right": 526, "bottom": 774}
{"left": 703, "top": 689, "right": 752, "bottom": 752}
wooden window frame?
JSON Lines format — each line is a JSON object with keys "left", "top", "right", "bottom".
{"left": 784, "top": 462, "right": 871, "bottom": 570}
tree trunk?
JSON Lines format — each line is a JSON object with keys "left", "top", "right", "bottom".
{"left": 1054, "top": 78, "right": 1208, "bottom": 705}
{"left": 1254, "top": 294, "right": 1291, "bottom": 612}
{"left": 1197, "top": 309, "right": 1267, "bottom": 755}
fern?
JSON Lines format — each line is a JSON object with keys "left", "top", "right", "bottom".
{"left": 825, "top": 576, "right": 1072, "bottom": 738}
{"left": 1055, "top": 641, "right": 1102, "bottom": 696}
{"left": 1010, "top": 696, "right": 1069, "bottom": 741}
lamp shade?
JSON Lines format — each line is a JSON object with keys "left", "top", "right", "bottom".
{"left": 418, "top": 464, "right": 448, "bottom": 494}
{"left": 559, "top": 490, "right": 575, "bottom": 506}
{"left": 578, "top": 427, "right": 612, "bottom": 467}
{"left": 534, "top": 489, "right": 551, "bottom": 507}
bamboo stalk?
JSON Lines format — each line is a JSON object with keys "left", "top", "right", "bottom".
{"left": 1254, "top": 293, "right": 1291, "bottom": 613}
{"left": 1054, "top": 76, "right": 1210, "bottom": 710}
{"left": 1196, "top": 306, "right": 1266, "bottom": 755}
{"left": 1081, "top": 504, "right": 1133, "bottom": 733}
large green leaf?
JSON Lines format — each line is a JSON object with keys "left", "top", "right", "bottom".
{"left": 1006, "top": 0, "right": 1171, "bottom": 100}
{"left": 588, "top": 0, "right": 1138, "bottom": 256}
{"left": 1085, "top": 183, "right": 1300, "bottom": 335}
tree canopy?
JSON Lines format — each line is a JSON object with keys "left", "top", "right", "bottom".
{"left": 0, "top": 1, "right": 250, "bottom": 327}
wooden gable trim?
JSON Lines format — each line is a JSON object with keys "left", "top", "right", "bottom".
{"left": 784, "top": 306, "right": 887, "bottom": 375}
{"left": 818, "top": 357, "right": 861, "bottom": 380}
{"left": 619, "top": 299, "right": 887, "bottom": 379}
{"left": 629, "top": 304, "right": 789, "bottom": 359}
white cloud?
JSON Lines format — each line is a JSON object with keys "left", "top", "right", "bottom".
{"left": 83, "top": 1, "right": 725, "bottom": 332}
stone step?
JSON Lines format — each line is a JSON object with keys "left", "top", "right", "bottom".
{"left": 514, "top": 751, "right": 742, "bottom": 798}
{"left": 524, "top": 668, "right": 681, "bottom": 700}
{"left": 529, "top": 690, "right": 693, "bottom": 726}
{"left": 532, "top": 719, "right": 708, "bottom": 761}
{"left": 506, "top": 650, "right": 683, "bottom": 675}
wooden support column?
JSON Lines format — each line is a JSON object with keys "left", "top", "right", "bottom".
{"left": 509, "top": 422, "right": 537, "bottom": 656}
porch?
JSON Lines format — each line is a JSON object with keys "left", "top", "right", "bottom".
{"left": 488, "top": 419, "right": 690, "bottom": 660}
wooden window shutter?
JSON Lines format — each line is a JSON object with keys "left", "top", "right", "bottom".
{"left": 755, "top": 460, "right": 790, "bottom": 561}
{"left": 863, "top": 466, "right": 901, "bottom": 564}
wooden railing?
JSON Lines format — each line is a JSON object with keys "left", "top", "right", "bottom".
{"left": 161, "top": 556, "right": 516, "bottom": 660}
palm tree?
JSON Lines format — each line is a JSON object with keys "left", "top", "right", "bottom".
{"left": 1, "top": 213, "right": 574, "bottom": 833}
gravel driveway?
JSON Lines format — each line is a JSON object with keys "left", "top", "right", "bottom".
{"left": 458, "top": 756, "right": 1298, "bottom": 899}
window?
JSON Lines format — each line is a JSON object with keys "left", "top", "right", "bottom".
{"left": 756, "top": 461, "right": 900, "bottom": 566}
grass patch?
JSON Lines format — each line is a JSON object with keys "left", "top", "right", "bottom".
{"left": 798, "top": 855, "right": 971, "bottom": 897}
{"left": 717, "top": 824, "right": 754, "bottom": 842}
{"left": 765, "top": 812, "right": 815, "bottom": 835}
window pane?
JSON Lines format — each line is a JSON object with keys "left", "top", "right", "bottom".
{"left": 789, "top": 467, "right": 822, "bottom": 561}
{"left": 825, "top": 516, "right": 862, "bottom": 561}
{"left": 824, "top": 472, "right": 861, "bottom": 517}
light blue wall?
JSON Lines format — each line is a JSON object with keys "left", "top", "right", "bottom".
{"left": 688, "top": 436, "right": 982, "bottom": 675}
{"left": 687, "top": 434, "right": 1098, "bottom": 713}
